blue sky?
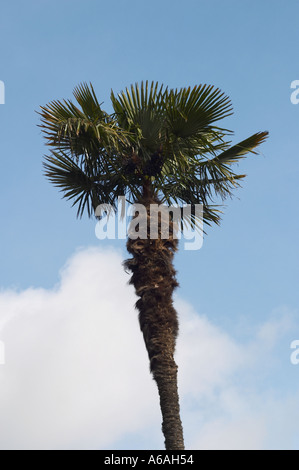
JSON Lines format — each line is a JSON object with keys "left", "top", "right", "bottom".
{"left": 0, "top": 0, "right": 299, "bottom": 450}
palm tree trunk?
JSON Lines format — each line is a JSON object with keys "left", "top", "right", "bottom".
{"left": 124, "top": 190, "right": 184, "bottom": 450}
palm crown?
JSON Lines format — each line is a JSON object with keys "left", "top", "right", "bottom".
{"left": 39, "top": 81, "right": 268, "bottom": 227}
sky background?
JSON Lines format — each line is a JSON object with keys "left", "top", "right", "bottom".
{"left": 0, "top": 0, "right": 299, "bottom": 450}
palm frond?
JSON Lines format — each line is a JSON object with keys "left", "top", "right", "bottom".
{"left": 111, "top": 81, "right": 168, "bottom": 155}
{"left": 44, "top": 151, "right": 97, "bottom": 217}
{"left": 211, "top": 131, "right": 269, "bottom": 164}
{"left": 72, "top": 82, "right": 102, "bottom": 119}
{"left": 165, "top": 84, "right": 233, "bottom": 139}
{"left": 39, "top": 83, "right": 128, "bottom": 158}
{"left": 43, "top": 150, "right": 127, "bottom": 217}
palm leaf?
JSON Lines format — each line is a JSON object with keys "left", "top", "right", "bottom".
{"left": 211, "top": 131, "right": 269, "bottom": 164}
{"left": 111, "top": 81, "right": 167, "bottom": 155}
{"left": 165, "top": 85, "right": 233, "bottom": 139}
{"left": 39, "top": 83, "right": 128, "bottom": 159}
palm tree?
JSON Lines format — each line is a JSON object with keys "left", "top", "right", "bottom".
{"left": 39, "top": 81, "right": 268, "bottom": 450}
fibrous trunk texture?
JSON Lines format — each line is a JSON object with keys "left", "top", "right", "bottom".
{"left": 124, "top": 194, "right": 184, "bottom": 450}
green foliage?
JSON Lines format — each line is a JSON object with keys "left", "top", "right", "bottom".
{"left": 39, "top": 81, "right": 268, "bottom": 226}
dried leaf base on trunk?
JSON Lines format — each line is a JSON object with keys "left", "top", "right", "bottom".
{"left": 124, "top": 196, "right": 185, "bottom": 450}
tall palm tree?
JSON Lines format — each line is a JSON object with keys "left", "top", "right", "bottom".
{"left": 39, "top": 81, "right": 268, "bottom": 450}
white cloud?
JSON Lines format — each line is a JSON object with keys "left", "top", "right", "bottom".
{"left": 0, "top": 246, "right": 298, "bottom": 450}
{"left": 0, "top": 247, "right": 160, "bottom": 449}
